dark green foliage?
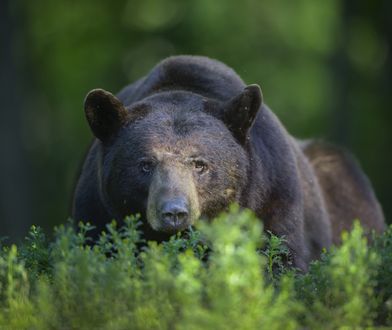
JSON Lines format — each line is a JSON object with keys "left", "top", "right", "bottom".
{"left": 372, "top": 226, "right": 392, "bottom": 324}
{"left": 18, "top": 226, "right": 52, "bottom": 280}
{"left": 0, "top": 209, "right": 391, "bottom": 329}
{"left": 261, "top": 230, "right": 291, "bottom": 281}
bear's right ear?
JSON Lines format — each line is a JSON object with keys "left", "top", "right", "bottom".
{"left": 84, "top": 89, "right": 128, "bottom": 142}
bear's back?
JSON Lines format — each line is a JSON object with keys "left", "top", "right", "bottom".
{"left": 117, "top": 56, "right": 246, "bottom": 106}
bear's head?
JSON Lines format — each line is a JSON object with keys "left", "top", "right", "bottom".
{"left": 84, "top": 86, "right": 262, "bottom": 235}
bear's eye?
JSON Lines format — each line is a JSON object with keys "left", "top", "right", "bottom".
{"left": 192, "top": 159, "right": 208, "bottom": 174}
{"left": 140, "top": 160, "right": 155, "bottom": 174}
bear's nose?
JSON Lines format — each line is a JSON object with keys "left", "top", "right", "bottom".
{"left": 160, "top": 199, "right": 189, "bottom": 229}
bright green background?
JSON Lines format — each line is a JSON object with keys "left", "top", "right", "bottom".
{"left": 2, "top": 0, "right": 391, "bottom": 239}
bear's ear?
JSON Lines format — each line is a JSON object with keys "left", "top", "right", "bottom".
{"left": 223, "top": 84, "right": 263, "bottom": 144}
{"left": 84, "top": 89, "right": 128, "bottom": 142}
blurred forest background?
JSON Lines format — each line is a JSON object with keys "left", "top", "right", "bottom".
{"left": 1, "top": 0, "right": 391, "bottom": 240}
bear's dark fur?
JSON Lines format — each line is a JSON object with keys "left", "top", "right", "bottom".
{"left": 73, "top": 56, "right": 385, "bottom": 270}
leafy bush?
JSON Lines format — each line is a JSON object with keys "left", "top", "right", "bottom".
{"left": 0, "top": 207, "right": 391, "bottom": 329}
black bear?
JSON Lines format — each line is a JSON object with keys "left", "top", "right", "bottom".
{"left": 72, "top": 55, "right": 385, "bottom": 270}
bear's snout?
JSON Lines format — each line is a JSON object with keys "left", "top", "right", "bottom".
{"left": 146, "top": 163, "right": 200, "bottom": 234}
{"left": 159, "top": 198, "right": 190, "bottom": 233}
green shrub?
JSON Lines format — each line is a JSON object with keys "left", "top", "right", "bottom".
{"left": 295, "top": 223, "right": 380, "bottom": 328}
{"left": 0, "top": 208, "right": 391, "bottom": 329}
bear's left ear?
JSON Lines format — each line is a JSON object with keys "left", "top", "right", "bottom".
{"left": 84, "top": 89, "right": 128, "bottom": 142}
{"left": 223, "top": 84, "right": 263, "bottom": 144}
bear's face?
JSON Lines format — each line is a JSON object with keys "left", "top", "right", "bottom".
{"left": 84, "top": 86, "right": 262, "bottom": 234}
{"left": 103, "top": 102, "right": 249, "bottom": 233}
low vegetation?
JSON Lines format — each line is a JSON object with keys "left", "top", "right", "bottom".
{"left": 1, "top": 206, "right": 391, "bottom": 329}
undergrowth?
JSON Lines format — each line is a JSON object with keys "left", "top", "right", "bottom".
{"left": 0, "top": 206, "right": 391, "bottom": 329}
